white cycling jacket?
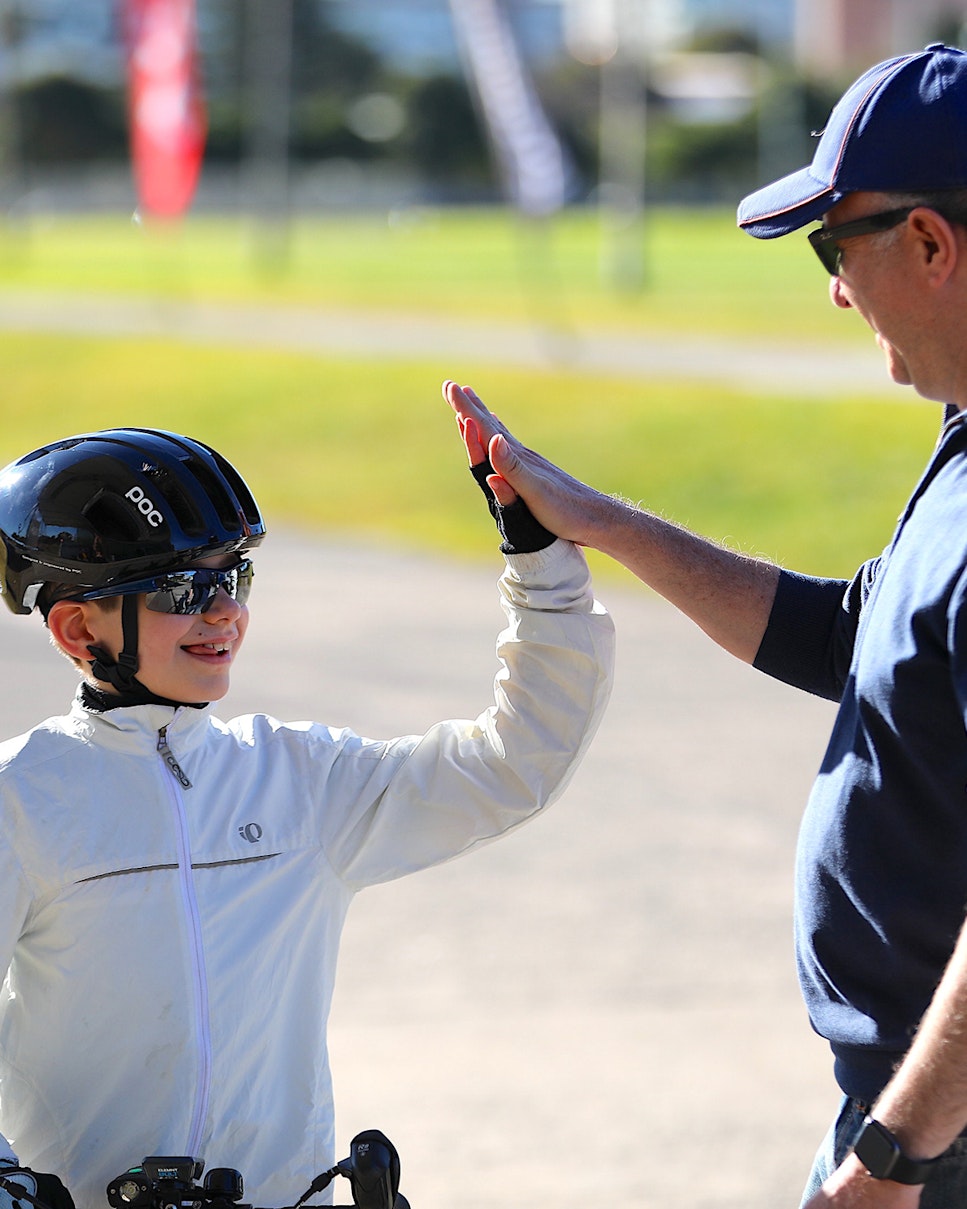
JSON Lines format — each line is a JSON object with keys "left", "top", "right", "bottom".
{"left": 0, "top": 541, "right": 613, "bottom": 1209}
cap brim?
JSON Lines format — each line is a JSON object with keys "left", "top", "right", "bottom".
{"left": 737, "top": 165, "right": 841, "bottom": 238}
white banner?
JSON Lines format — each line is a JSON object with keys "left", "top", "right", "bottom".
{"left": 448, "top": 0, "right": 571, "bottom": 214}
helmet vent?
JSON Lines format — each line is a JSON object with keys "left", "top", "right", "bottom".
{"left": 211, "top": 452, "right": 263, "bottom": 529}
{"left": 184, "top": 455, "right": 246, "bottom": 532}
{"left": 142, "top": 462, "right": 206, "bottom": 537}
{"left": 83, "top": 492, "right": 148, "bottom": 544}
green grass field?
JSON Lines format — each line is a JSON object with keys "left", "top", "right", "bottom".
{"left": 0, "top": 206, "right": 941, "bottom": 581}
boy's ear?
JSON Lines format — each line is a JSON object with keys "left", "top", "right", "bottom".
{"left": 46, "top": 600, "right": 103, "bottom": 661}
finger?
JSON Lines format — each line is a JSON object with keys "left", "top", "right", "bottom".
{"left": 444, "top": 379, "right": 481, "bottom": 409}
{"left": 487, "top": 473, "right": 518, "bottom": 506}
{"left": 461, "top": 416, "right": 487, "bottom": 466}
{"left": 463, "top": 386, "right": 508, "bottom": 432}
{"left": 442, "top": 379, "right": 470, "bottom": 415}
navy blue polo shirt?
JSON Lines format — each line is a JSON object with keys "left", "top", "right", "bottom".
{"left": 755, "top": 416, "right": 967, "bottom": 1104}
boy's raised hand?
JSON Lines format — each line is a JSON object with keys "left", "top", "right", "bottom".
{"left": 442, "top": 378, "right": 608, "bottom": 550}
{"left": 444, "top": 379, "right": 561, "bottom": 555}
{"left": 444, "top": 380, "right": 517, "bottom": 506}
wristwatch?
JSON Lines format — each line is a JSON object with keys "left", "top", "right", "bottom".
{"left": 853, "top": 1116, "right": 944, "bottom": 1185}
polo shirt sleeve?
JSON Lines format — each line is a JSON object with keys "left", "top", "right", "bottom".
{"left": 753, "top": 561, "right": 879, "bottom": 702}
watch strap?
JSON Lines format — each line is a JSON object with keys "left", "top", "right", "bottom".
{"left": 854, "top": 1116, "right": 944, "bottom": 1185}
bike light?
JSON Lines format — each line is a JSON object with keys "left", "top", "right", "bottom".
{"left": 106, "top": 1172, "right": 152, "bottom": 1209}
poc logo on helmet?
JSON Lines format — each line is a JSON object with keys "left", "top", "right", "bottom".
{"left": 125, "top": 485, "right": 164, "bottom": 528}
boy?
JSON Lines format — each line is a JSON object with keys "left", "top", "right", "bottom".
{"left": 0, "top": 391, "right": 613, "bottom": 1209}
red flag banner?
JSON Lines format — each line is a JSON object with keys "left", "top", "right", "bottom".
{"left": 123, "top": 0, "right": 206, "bottom": 219}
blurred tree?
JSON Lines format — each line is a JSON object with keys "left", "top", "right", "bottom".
{"left": 15, "top": 76, "right": 126, "bottom": 162}
{"left": 645, "top": 64, "right": 843, "bottom": 202}
{"left": 0, "top": 4, "right": 858, "bottom": 209}
{"left": 533, "top": 57, "right": 599, "bottom": 190}
{"left": 399, "top": 73, "right": 488, "bottom": 189}
{"left": 688, "top": 25, "right": 762, "bottom": 55}
{"left": 202, "top": 0, "right": 388, "bottom": 162}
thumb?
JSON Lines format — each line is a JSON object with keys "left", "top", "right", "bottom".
{"left": 489, "top": 433, "right": 518, "bottom": 479}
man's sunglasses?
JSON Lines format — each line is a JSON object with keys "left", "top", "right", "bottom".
{"left": 77, "top": 559, "right": 254, "bottom": 615}
{"left": 807, "top": 207, "right": 912, "bottom": 275}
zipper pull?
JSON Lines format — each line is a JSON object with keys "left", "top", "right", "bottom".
{"left": 158, "top": 725, "right": 192, "bottom": 788}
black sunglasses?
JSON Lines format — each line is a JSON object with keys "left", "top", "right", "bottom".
{"left": 77, "top": 559, "right": 254, "bottom": 615}
{"left": 807, "top": 207, "right": 913, "bottom": 275}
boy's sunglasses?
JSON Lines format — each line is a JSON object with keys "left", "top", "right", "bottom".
{"left": 807, "top": 207, "right": 912, "bottom": 275}
{"left": 77, "top": 559, "right": 254, "bottom": 615}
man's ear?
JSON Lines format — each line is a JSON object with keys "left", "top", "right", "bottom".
{"left": 909, "top": 207, "right": 960, "bottom": 284}
{"left": 46, "top": 600, "right": 107, "bottom": 662}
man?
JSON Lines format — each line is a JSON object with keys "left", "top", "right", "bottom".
{"left": 446, "top": 42, "right": 967, "bottom": 1209}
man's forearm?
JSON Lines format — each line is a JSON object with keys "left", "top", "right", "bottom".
{"left": 583, "top": 493, "right": 781, "bottom": 664}
{"left": 443, "top": 380, "right": 781, "bottom": 664}
{"left": 872, "top": 919, "right": 967, "bottom": 1161}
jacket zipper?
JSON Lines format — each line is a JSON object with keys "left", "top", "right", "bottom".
{"left": 157, "top": 724, "right": 211, "bottom": 1156}
{"left": 158, "top": 725, "right": 192, "bottom": 788}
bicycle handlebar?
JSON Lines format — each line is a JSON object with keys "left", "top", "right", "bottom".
{"left": 107, "top": 1130, "right": 408, "bottom": 1209}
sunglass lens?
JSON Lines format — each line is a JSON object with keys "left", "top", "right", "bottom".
{"left": 144, "top": 561, "right": 253, "bottom": 614}
{"left": 228, "top": 562, "right": 254, "bottom": 609}
{"left": 144, "top": 572, "right": 212, "bottom": 614}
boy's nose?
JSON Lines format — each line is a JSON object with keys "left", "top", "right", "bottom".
{"left": 204, "top": 587, "right": 242, "bottom": 619}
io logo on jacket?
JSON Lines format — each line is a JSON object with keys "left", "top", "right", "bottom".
{"left": 238, "top": 822, "right": 263, "bottom": 844}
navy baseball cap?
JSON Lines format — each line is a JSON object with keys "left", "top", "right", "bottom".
{"left": 738, "top": 44, "right": 967, "bottom": 238}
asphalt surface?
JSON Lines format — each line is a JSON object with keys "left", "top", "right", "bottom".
{"left": 0, "top": 533, "right": 840, "bottom": 1209}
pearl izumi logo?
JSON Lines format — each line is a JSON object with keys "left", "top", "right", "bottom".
{"left": 125, "top": 485, "right": 164, "bottom": 528}
{"left": 238, "top": 822, "right": 263, "bottom": 843}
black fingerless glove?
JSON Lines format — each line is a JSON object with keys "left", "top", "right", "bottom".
{"left": 471, "top": 459, "right": 556, "bottom": 555}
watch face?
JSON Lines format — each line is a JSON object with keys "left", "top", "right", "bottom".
{"left": 856, "top": 1119, "right": 899, "bottom": 1179}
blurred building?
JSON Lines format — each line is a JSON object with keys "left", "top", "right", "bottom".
{"left": 794, "top": 0, "right": 966, "bottom": 74}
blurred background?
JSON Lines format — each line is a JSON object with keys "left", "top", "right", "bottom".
{"left": 1, "top": 0, "right": 966, "bottom": 223}
{"left": 0, "top": 0, "right": 957, "bottom": 573}
{"left": 0, "top": 5, "right": 963, "bottom": 1207}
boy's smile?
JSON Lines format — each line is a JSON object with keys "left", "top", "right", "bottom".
{"left": 76, "top": 555, "right": 249, "bottom": 704}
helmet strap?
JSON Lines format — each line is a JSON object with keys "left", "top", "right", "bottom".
{"left": 84, "top": 594, "right": 208, "bottom": 709}
{"left": 86, "top": 594, "right": 143, "bottom": 695}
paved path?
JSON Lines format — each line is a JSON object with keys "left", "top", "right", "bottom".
{"left": 0, "top": 287, "right": 893, "bottom": 398}
{"left": 0, "top": 534, "right": 839, "bottom": 1209}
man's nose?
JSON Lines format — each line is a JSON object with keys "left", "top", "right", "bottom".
{"left": 830, "top": 274, "right": 852, "bottom": 309}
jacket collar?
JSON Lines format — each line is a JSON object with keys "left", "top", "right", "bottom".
{"left": 68, "top": 685, "right": 215, "bottom": 752}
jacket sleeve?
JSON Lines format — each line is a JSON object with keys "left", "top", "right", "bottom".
{"left": 753, "top": 559, "right": 882, "bottom": 701}
{"left": 318, "top": 539, "right": 615, "bottom": 889}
